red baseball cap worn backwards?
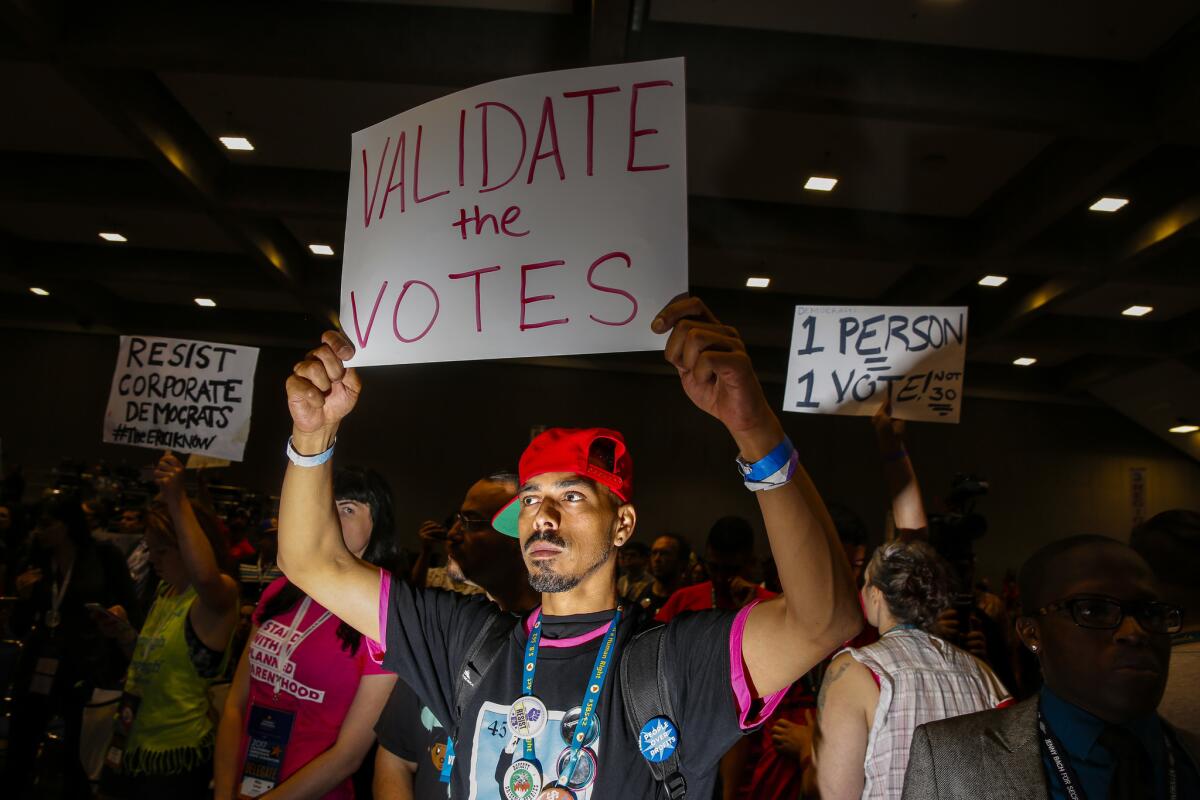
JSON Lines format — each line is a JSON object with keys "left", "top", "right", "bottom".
{"left": 491, "top": 427, "right": 633, "bottom": 537}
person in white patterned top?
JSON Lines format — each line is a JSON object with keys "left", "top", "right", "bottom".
{"left": 814, "top": 539, "right": 1011, "bottom": 800}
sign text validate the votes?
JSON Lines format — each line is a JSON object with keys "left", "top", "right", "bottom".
{"left": 340, "top": 58, "right": 688, "bottom": 366}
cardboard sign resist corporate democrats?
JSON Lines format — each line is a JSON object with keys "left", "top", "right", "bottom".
{"left": 783, "top": 306, "right": 969, "bottom": 424}
{"left": 340, "top": 58, "right": 687, "bottom": 366}
{"left": 102, "top": 336, "right": 259, "bottom": 461}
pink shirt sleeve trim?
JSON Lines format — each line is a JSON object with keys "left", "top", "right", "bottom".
{"left": 729, "top": 600, "right": 787, "bottom": 730}
{"left": 365, "top": 568, "right": 391, "bottom": 666}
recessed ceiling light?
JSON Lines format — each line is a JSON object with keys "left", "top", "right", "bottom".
{"left": 30, "top": 287, "right": 49, "bottom": 296}
{"left": 1169, "top": 424, "right": 1199, "bottom": 434}
{"left": 309, "top": 244, "right": 335, "bottom": 256}
{"left": 1089, "top": 197, "right": 1129, "bottom": 213}
{"left": 804, "top": 176, "right": 838, "bottom": 192}
{"left": 978, "top": 275, "right": 1008, "bottom": 287}
{"left": 99, "top": 232, "right": 127, "bottom": 242}
{"left": 746, "top": 277, "right": 771, "bottom": 288}
{"left": 194, "top": 297, "right": 217, "bottom": 307}
{"left": 1121, "top": 305, "right": 1153, "bottom": 317}
{"left": 1013, "top": 357, "right": 1038, "bottom": 366}
{"left": 219, "top": 136, "right": 255, "bottom": 151}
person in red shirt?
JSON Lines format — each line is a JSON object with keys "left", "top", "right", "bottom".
{"left": 656, "top": 516, "right": 777, "bottom": 800}
{"left": 656, "top": 516, "right": 775, "bottom": 622}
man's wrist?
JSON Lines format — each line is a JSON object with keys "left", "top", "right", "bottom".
{"left": 731, "top": 416, "right": 788, "bottom": 463}
{"left": 291, "top": 426, "right": 338, "bottom": 455}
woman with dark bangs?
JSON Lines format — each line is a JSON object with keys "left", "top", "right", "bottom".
{"left": 108, "top": 452, "right": 240, "bottom": 798}
{"left": 214, "top": 466, "right": 400, "bottom": 800}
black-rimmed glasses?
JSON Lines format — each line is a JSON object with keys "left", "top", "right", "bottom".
{"left": 451, "top": 512, "right": 494, "bottom": 532}
{"left": 1037, "top": 595, "right": 1183, "bottom": 635}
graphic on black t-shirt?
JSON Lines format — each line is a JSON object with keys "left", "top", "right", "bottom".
{"left": 467, "top": 701, "right": 604, "bottom": 800}
{"left": 379, "top": 581, "right": 752, "bottom": 799}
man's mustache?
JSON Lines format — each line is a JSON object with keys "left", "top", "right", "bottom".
{"left": 525, "top": 530, "right": 567, "bottom": 552}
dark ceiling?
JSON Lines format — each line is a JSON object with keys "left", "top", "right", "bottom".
{"left": 1, "top": 0, "right": 1198, "bottom": 458}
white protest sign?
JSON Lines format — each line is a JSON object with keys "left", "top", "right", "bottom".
{"left": 340, "top": 58, "right": 688, "bottom": 366}
{"left": 102, "top": 336, "right": 259, "bottom": 461}
{"left": 783, "top": 306, "right": 968, "bottom": 423}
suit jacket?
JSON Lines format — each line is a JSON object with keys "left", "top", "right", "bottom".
{"left": 901, "top": 696, "right": 1200, "bottom": 800}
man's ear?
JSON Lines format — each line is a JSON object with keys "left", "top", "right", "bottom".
{"left": 612, "top": 503, "right": 637, "bottom": 547}
{"left": 1015, "top": 615, "right": 1041, "bottom": 653}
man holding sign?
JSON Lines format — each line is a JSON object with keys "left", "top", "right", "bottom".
{"left": 276, "top": 297, "right": 861, "bottom": 799}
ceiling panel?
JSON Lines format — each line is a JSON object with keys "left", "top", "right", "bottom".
{"left": 687, "top": 105, "right": 1051, "bottom": 217}
{"left": 689, "top": 246, "right": 908, "bottom": 298}
{"left": 162, "top": 73, "right": 452, "bottom": 171}
{"left": 0, "top": 62, "right": 139, "bottom": 158}
{"left": 1056, "top": 281, "right": 1200, "bottom": 321}
{"left": 652, "top": 0, "right": 1198, "bottom": 61}
{"left": 0, "top": 203, "right": 241, "bottom": 253}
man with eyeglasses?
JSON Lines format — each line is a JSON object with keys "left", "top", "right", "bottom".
{"left": 374, "top": 471, "right": 539, "bottom": 799}
{"left": 902, "top": 534, "right": 1200, "bottom": 800}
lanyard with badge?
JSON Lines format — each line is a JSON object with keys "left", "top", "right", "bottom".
{"left": 29, "top": 562, "right": 74, "bottom": 695}
{"left": 239, "top": 596, "right": 331, "bottom": 798}
{"left": 1037, "top": 709, "right": 1178, "bottom": 800}
{"left": 503, "top": 607, "right": 622, "bottom": 800}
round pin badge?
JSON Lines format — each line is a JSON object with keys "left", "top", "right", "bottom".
{"left": 503, "top": 758, "right": 543, "bottom": 800}
{"left": 508, "top": 696, "right": 549, "bottom": 740}
{"left": 559, "top": 706, "right": 599, "bottom": 748}
{"left": 638, "top": 716, "right": 679, "bottom": 763}
{"left": 555, "top": 746, "right": 598, "bottom": 791}
{"left": 535, "top": 784, "right": 577, "bottom": 800}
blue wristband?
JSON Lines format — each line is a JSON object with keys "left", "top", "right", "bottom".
{"left": 736, "top": 437, "right": 794, "bottom": 482}
{"left": 286, "top": 436, "right": 336, "bottom": 467}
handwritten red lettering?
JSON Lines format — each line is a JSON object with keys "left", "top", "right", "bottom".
{"left": 392, "top": 280, "right": 440, "bottom": 343}
{"left": 587, "top": 251, "right": 638, "bottom": 326}
{"left": 350, "top": 281, "right": 390, "bottom": 348}
{"left": 448, "top": 265, "right": 503, "bottom": 332}
{"left": 379, "top": 131, "right": 407, "bottom": 220}
{"left": 627, "top": 80, "right": 674, "bottom": 172}
{"left": 501, "top": 205, "right": 529, "bottom": 237}
{"left": 458, "top": 108, "right": 467, "bottom": 188}
{"left": 527, "top": 96, "right": 565, "bottom": 184}
{"left": 361, "top": 136, "right": 392, "bottom": 228}
{"left": 477, "top": 101, "right": 527, "bottom": 194}
{"left": 452, "top": 205, "right": 528, "bottom": 239}
{"left": 414, "top": 124, "right": 450, "bottom": 204}
{"left": 562, "top": 86, "right": 620, "bottom": 177}
{"left": 520, "top": 260, "right": 569, "bottom": 331}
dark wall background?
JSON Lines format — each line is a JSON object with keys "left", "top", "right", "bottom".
{"left": 3, "top": 328, "right": 1198, "bottom": 586}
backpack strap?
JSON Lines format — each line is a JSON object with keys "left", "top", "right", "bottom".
{"left": 453, "top": 610, "right": 515, "bottom": 722}
{"left": 621, "top": 623, "right": 688, "bottom": 799}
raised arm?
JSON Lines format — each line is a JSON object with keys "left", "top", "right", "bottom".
{"left": 155, "top": 453, "right": 239, "bottom": 644}
{"left": 653, "top": 298, "right": 861, "bottom": 696}
{"left": 871, "top": 396, "right": 927, "bottom": 536}
{"left": 279, "top": 331, "right": 383, "bottom": 641}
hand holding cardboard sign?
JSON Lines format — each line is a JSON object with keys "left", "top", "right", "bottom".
{"left": 286, "top": 331, "right": 362, "bottom": 446}
{"left": 154, "top": 452, "right": 187, "bottom": 505}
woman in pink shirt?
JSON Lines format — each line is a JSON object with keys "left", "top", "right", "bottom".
{"left": 214, "top": 467, "right": 400, "bottom": 799}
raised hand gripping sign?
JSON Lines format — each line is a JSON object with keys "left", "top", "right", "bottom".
{"left": 340, "top": 58, "right": 688, "bottom": 367}
{"left": 102, "top": 335, "right": 259, "bottom": 461}
{"left": 783, "top": 306, "right": 969, "bottom": 424}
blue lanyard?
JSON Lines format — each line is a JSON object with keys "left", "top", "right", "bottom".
{"left": 519, "top": 607, "right": 622, "bottom": 782}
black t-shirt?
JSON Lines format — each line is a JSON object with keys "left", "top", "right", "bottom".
{"left": 378, "top": 579, "right": 747, "bottom": 799}
{"left": 376, "top": 680, "right": 451, "bottom": 799}
{"left": 629, "top": 585, "right": 673, "bottom": 620}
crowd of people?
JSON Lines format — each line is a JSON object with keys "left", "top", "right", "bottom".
{"left": 0, "top": 297, "right": 1195, "bottom": 799}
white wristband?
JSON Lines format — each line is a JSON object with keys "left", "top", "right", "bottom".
{"left": 286, "top": 436, "right": 336, "bottom": 467}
